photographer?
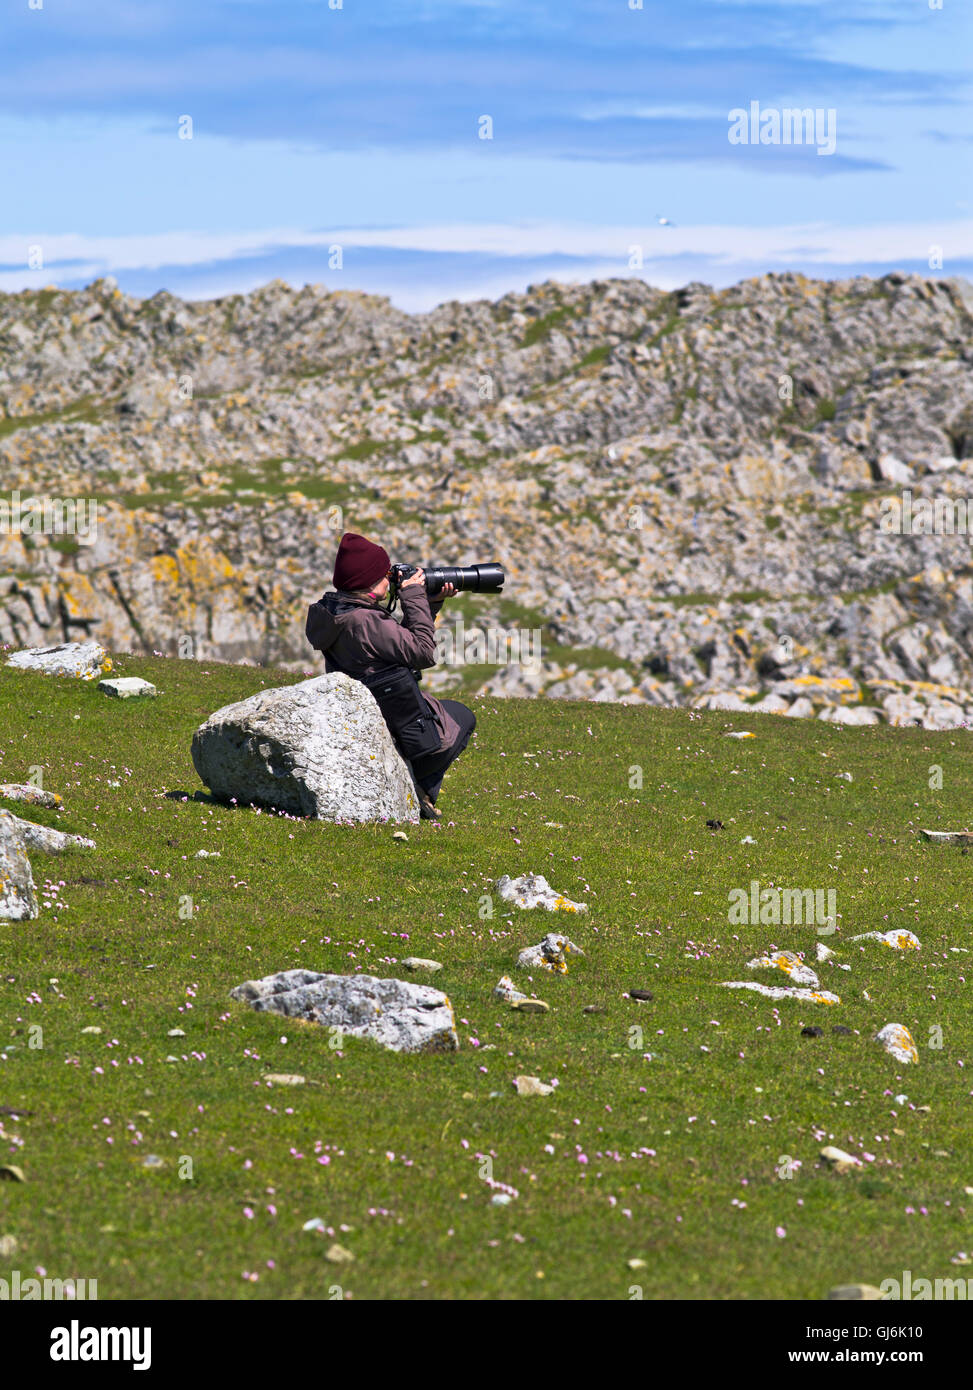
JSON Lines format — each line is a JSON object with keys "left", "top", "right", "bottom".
{"left": 305, "top": 532, "right": 476, "bottom": 821}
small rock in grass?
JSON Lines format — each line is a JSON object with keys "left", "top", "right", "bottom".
{"left": 263, "top": 1073, "right": 306, "bottom": 1087}
{"left": 0, "top": 1165, "right": 26, "bottom": 1183}
{"left": 164, "top": 1055, "right": 181, "bottom": 1064}
{"left": 0, "top": 1234, "right": 18, "bottom": 1257}
{"left": 627, "top": 1258, "right": 647, "bottom": 1271}
{"left": 2, "top": 810, "right": 95, "bottom": 854}
{"left": 801, "top": 1026, "right": 824, "bottom": 1038}
{"left": 582, "top": 1004, "right": 606, "bottom": 1015}
{"left": 747, "top": 950, "right": 819, "bottom": 988}
{"left": 827, "top": 1284, "right": 885, "bottom": 1301}
{"left": 494, "top": 975, "right": 527, "bottom": 1003}
{"left": 0, "top": 784, "right": 62, "bottom": 809}
{"left": 513, "top": 1075, "right": 554, "bottom": 1097}
{"left": 510, "top": 998, "right": 549, "bottom": 1014}
{"left": 325, "top": 1243, "right": 355, "bottom": 1264}
{"left": 919, "top": 829, "right": 973, "bottom": 845}
{"left": 401, "top": 957, "right": 442, "bottom": 973}
{"left": 167, "top": 1028, "right": 186, "bottom": 1037}
{"left": 194, "top": 849, "right": 221, "bottom": 859}
{"left": 820, "top": 1146, "right": 862, "bottom": 1174}
{"left": 302, "top": 1218, "right": 326, "bottom": 1232}
{"left": 832, "top": 1025, "right": 853, "bottom": 1036}
{"left": 850, "top": 929, "right": 920, "bottom": 951}
{"left": 391, "top": 831, "right": 408, "bottom": 842}
{"left": 496, "top": 872, "right": 587, "bottom": 913}
{"left": 141, "top": 1155, "right": 165, "bottom": 1169}
{"left": 81, "top": 1026, "right": 102, "bottom": 1035}
{"left": 628, "top": 989, "right": 653, "bottom": 1002}
{"left": 491, "top": 1193, "right": 513, "bottom": 1206}
{"left": 98, "top": 677, "right": 157, "bottom": 699}
{"left": 875, "top": 1022, "right": 919, "bottom": 1064}
{"left": 6, "top": 641, "right": 110, "bottom": 680}
{"left": 517, "top": 933, "right": 585, "bottom": 974}
{"left": 724, "top": 730, "right": 755, "bottom": 739}
{"left": 705, "top": 819, "right": 723, "bottom": 830}
{"left": 721, "top": 981, "right": 840, "bottom": 1005}
{"left": 816, "top": 942, "right": 835, "bottom": 962}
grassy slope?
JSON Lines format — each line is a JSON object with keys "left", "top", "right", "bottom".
{"left": 0, "top": 654, "right": 970, "bottom": 1301}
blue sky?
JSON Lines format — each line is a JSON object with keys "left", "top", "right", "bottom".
{"left": 3, "top": 0, "right": 971, "bottom": 309}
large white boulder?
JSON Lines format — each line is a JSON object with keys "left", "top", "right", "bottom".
{"left": 5, "top": 642, "right": 111, "bottom": 680}
{"left": 191, "top": 672, "right": 420, "bottom": 822}
{"left": 0, "top": 811, "right": 38, "bottom": 920}
{"left": 230, "top": 969, "right": 458, "bottom": 1053}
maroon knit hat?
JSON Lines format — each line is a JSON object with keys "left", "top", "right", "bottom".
{"left": 332, "top": 532, "right": 390, "bottom": 592}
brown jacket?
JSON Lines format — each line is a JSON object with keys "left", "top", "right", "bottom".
{"left": 305, "top": 587, "right": 460, "bottom": 751}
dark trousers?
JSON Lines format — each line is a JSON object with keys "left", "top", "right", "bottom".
{"left": 410, "top": 700, "right": 476, "bottom": 802}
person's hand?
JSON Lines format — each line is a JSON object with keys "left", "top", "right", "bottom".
{"left": 401, "top": 567, "right": 425, "bottom": 590}
{"left": 440, "top": 582, "right": 456, "bottom": 597}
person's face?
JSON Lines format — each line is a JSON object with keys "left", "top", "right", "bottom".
{"left": 371, "top": 576, "right": 390, "bottom": 599}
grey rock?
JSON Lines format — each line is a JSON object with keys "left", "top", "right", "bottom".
{"left": 191, "top": 673, "right": 419, "bottom": 823}
{"left": 229, "top": 969, "right": 459, "bottom": 1053}
{"left": 0, "top": 784, "right": 62, "bottom": 809}
{"left": 98, "top": 676, "right": 156, "bottom": 698}
{"left": 5, "top": 642, "right": 110, "bottom": 680}
{"left": 1, "top": 810, "right": 95, "bottom": 853}
{"left": 0, "top": 811, "right": 38, "bottom": 920}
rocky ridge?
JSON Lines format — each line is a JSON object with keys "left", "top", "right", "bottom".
{"left": 2, "top": 270, "right": 973, "bottom": 728}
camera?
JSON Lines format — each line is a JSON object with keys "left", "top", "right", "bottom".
{"left": 389, "top": 562, "right": 505, "bottom": 598}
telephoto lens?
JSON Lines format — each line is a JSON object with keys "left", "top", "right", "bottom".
{"left": 424, "top": 563, "right": 505, "bottom": 595}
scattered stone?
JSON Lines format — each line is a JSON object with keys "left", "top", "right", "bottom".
{"left": 230, "top": 969, "right": 458, "bottom": 1053}
{"left": 0, "top": 1234, "right": 18, "bottom": 1257}
{"left": 401, "top": 957, "right": 442, "bottom": 973}
{"left": 0, "top": 784, "right": 62, "bottom": 809}
{"left": 516, "top": 932, "right": 585, "bottom": 974}
{"left": 391, "top": 831, "right": 408, "bottom": 842}
{"left": 875, "top": 1022, "right": 919, "bottom": 1064}
{"left": 191, "top": 672, "right": 420, "bottom": 823}
{"left": 98, "top": 676, "right": 156, "bottom": 699}
{"left": 850, "top": 929, "right": 921, "bottom": 951}
{"left": 832, "top": 1025, "right": 853, "bottom": 1036}
{"left": 724, "top": 731, "right": 755, "bottom": 739}
{"left": 627, "top": 1258, "right": 647, "bottom": 1271}
{"left": 263, "top": 1073, "right": 306, "bottom": 1086}
{"left": 164, "top": 1055, "right": 181, "bottom": 1063}
{"left": 628, "top": 989, "right": 654, "bottom": 1002}
{"left": 746, "top": 950, "right": 819, "bottom": 988}
{"left": 919, "top": 829, "right": 973, "bottom": 845}
{"left": 194, "top": 849, "right": 220, "bottom": 859}
{"left": 494, "top": 975, "right": 527, "bottom": 1003}
{"left": 495, "top": 872, "right": 587, "bottom": 913}
{"left": 325, "top": 1243, "right": 355, "bottom": 1265}
{"left": 511, "top": 998, "right": 549, "bottom": 1014}
{"left": 582, "top": 1004, "right": 606, "bottom": 1014}
{"left": 1, "top": 810, "right": 95, "bottom": 854}
{"left": 5, "top": 642, "right": 110, "bottom": 680}
{"left": 826, "top": 1284, "right": 885, "bottom": 1301}
{"left": 0, "top": 811, "right": 38, "bottom": 921}
{"left": 302, "top": 1218, "right": 326, "bottom": 1232}
{"left": 801, "top": 1026, "right": 824, "bottom": 1038}
{"left": 167, "top": 1028, "right": 185, "bottom": 1037}
{"left": 81, "top": 1026, "right": 102, "bottom": 1035}
{"left": 513, "top": 1075, "right": 555, "bottom": 1097}
{"left": 0, "top": 1165, "right": 26, "bottom": 1183}
{"left": 141, "top": 1155, "right": 165, "bottom": 1169}
{"left": 721, "top": 982, "right": 840, "bottom": 1005}
{"left": 820, "top": 1145, "right": 863, "bottom": 1174}
{"left": 705, "top": 818, "right": 723, "bottom": 830}
{"left": 491, "top": 1193, "right": 513, "bottom": 1206}
{"left": 816, "top": 942, "right": 835, "bottom": 962}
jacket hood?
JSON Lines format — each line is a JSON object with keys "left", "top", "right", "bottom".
{"left": 306, "top": 591, "right": 376, "bottom": 653}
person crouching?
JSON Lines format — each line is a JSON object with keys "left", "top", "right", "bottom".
{"left": 305, "top": 531, "right": 475, "bottom": 821}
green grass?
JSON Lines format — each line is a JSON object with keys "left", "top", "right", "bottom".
{"left": 0, "top": 654, "right": 971, "bottom": 1301}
